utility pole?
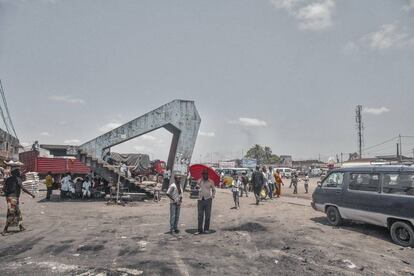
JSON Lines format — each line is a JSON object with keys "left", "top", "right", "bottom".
{"left": 397, "top": 143, "right": 400, "bottom": 163}
{"left": 355, "top": 105, "right": 364, "bottom": 159}
{"left": 399, "top": 134, "right": 403, "bottom": 163}
{"left": 412, "top": 148, "right": 414, "bottom": 162}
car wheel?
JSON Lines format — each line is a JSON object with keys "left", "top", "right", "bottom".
{"left": 326, "top": 206, "right": 342, "bottom": 226}
{"left": 390, "top": 221, "right": 414, "bottom": 247}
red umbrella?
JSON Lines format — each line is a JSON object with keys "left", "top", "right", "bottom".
{"left": 189, "top": 164, "right": 220, "bottom": 186}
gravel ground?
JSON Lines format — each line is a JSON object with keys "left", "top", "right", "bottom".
{"left": 0, "top": 179, "right": 413, "bottom": 276}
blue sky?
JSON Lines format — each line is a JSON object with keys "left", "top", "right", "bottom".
{"left": 1, "top": 0, "right": 414, "bottom": 162}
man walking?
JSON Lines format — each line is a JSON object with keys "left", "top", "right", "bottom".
{"left": 251, "top": 166, "right": 264, "bottom": 205}
{"left": 2, "top": 167, "right": 35, "bottom": 235}
{"left": 45, "top": 171, "right": 53, "bottom": 201}
{"left": 195, "top": 169, "right": 216, "bottom": 235}
{"left": 273, "top": 169, "right": 284, "bottom": 198}
{"left": 166, "top": 175, "right": 183, "bottom": 234}
{"left": 267, "top": 166, "right": 275, "bottom": 199}
{"left": 240, "top": 172, "right": 249, "bottom": 197}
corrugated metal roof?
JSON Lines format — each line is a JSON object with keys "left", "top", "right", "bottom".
{"left": 36, "top": 157, "right": 90, "bottom": 174}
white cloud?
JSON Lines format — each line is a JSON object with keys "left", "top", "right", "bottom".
{"left": 40, "top": 131, "right": 50, "bottom": 136}
{"left": 229, "top": 117, "right": 268, "bottom": 127}
{"left": 363, "top": 107, "right": 390, "bottom": 115}
{"left": 270, "top": 0, "right": 335, "bottom": 31}
{"left": 49, "top": 95, "right": 85, "bottom": 105}
{"left": 99, "top": 121, "right": 122, "bottom": 132}
{"left": 64, "top": 139, "right": 81, "bottom": 144}
{"left": 345, "top": 23, "right": 414, "bottom": 52}
{"left": 363, "top": 23, "right": 414, "bottom": 50}
{"left": 198, "top": 131, "right": 216, "bottom": 137}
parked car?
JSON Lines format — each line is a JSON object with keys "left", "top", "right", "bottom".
{"left": 311, "top": 166, "right": 414, "bottom": 247}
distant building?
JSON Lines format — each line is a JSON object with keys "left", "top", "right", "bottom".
{"left": 279, "top": 155, "right": 293, "bottom": 168}
{"left": 292, "top": 160, "right": 326, "bottom": 172}
{"left": 0, "top": 128, "right": 19, "bottom": 161}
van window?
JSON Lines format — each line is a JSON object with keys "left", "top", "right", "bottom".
{"left": 383, "top": 173, "right": 414, "bottom": 196}
{"left": 322, "top": 172, "right": 344, "bottom": 188}
{"left": 349, "top": 173, "right": 380, "bottom": 192}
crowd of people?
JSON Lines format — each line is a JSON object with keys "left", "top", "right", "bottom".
{"left": 165, "top": 165, "right": 313, "bottom": 235}
{"left": 45, "top": 171, "right": 111, "bottom": 201}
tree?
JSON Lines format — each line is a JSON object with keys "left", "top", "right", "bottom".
{"left": 245, "top": 144, "right": 280, "bottom": 165}
{"left": 245, "top": 144, "right": 266, "bottom": 164}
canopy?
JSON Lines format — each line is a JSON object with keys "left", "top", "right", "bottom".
{"left": 189, "top": 164, "right": 220, "bottom": 185}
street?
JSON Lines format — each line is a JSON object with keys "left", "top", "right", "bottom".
{"left": 0, "top": 179, "right": 413, "bottom": 276}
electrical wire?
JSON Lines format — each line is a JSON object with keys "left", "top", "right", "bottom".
{"left": 0, "top": 80, "right": 18, "bottom": 139}
{"left": 362, "top": 136, "right": 398, "bottom": 151}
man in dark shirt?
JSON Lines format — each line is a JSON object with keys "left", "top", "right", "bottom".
{"left": 251, "top": 166, "right": 264, "bottom": 205}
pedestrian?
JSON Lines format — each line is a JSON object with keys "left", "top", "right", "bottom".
{"left": 267, "top": 166, "right": 275, "bottom": 199}
{"left": 120, "top": 162, "right": 128, "bottom": 178}
{"left": 195, "top": 169, "right": 216, "bottom": 235}
{"left": 251, "top": 166, "right": 264, "bottom": 205}
{"left": 231, "top": 177, "right": 241, "bottom": 209}
{"left": 82, "top": 177, "right": 92, "bottom": 199}
{"left": 60, "top": 173, "right": 71, "bottom": 199}
{"left": 262, "top": 166, "right": 270, "bottom": 200}
{"left": 304, "top": 173, "right": 310, "bottom": 194}
{"left": 75, "top": 177, "right": 83, "bottom": 198}
{"left": 2, "top": 167, "right": 35, "bottom": 235}
{"left": 273, "top": 169, "right": 284, "bottom": 198}
{"left": 240, "top": 172, "right": 249, "bottom": 197}
{"left": 292, "top": 172, "right": 299, "bottom": 194}
{"left": 45, "top": 171, "right": 53, "bottom": 201}
{"left": 162, "top": 168, "right": 171, "bottom": 191}
{"left": 166, "top": 175, "right": 183, "bottom": 234}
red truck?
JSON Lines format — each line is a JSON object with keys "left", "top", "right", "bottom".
{"left": 19, "top": 150, "right": 90, "bottom": 176}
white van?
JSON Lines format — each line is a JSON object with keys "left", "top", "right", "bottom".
{"left": 275, "top": 168, "right": 292, "bottom": 178}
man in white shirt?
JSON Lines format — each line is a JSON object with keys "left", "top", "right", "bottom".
{"left": 195, "top": 169, "right": 216, "bottom": 235}
{"left": 166, "top": 175, "right": 183, "bottom": 234}
{"left": 60, "top": 173, "right": 71, "bottom": 200}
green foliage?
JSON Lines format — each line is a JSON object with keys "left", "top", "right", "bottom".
{"left": 245, "top": 144, "right": 280, "bottom": 165}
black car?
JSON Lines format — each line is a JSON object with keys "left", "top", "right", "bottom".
{"left": 312, "top": 166, "right": 414, "bottom": 247}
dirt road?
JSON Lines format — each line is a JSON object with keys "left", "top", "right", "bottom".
{"left": 0, "top": 182, "right": 413, "bottom": 276}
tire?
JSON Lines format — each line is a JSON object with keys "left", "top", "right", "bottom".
{"left": 390, "top": 221, "right": 414, "bottom": 247}
{"left": 326, "top": 206, "right": 342, "bottom": 226}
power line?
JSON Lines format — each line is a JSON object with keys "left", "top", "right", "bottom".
{"left": 0, "top": 85, "right": 11, "bottom": 134}
{"left": 362, "top": 136, "right": 398, "bottom": 151}
{"left": 0, "top": 80, "right": 18, "bottom": 139}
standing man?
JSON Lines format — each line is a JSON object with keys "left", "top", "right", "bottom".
{"left": 2, "top": 167, "right": 35, "bottom": 235}
{"left": 267, "top": 166, "right": 275, "bottom": 199}
{"left": 45, "top": 171, "right": 53, "bottom": 201}
{"left": 166, "top": 175, "right": 183, "bottom": 234}
{"left": 292, "top": 172, "right": 299, "bottom": 194}
{"left": 304, "top": 173, "right": 310, "bottom": 194}
{"left": 231, "top": 176, "right": 241, "bottom": 209}
{"left": 195, "top": 169, "right": 216, "bottom": 235}
{"left": 251, "top": 166, "right": 264, "bottom": 205}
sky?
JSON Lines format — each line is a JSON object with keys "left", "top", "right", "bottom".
{"left": 0, "top": 0, "right": 414, "bottom": 162}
